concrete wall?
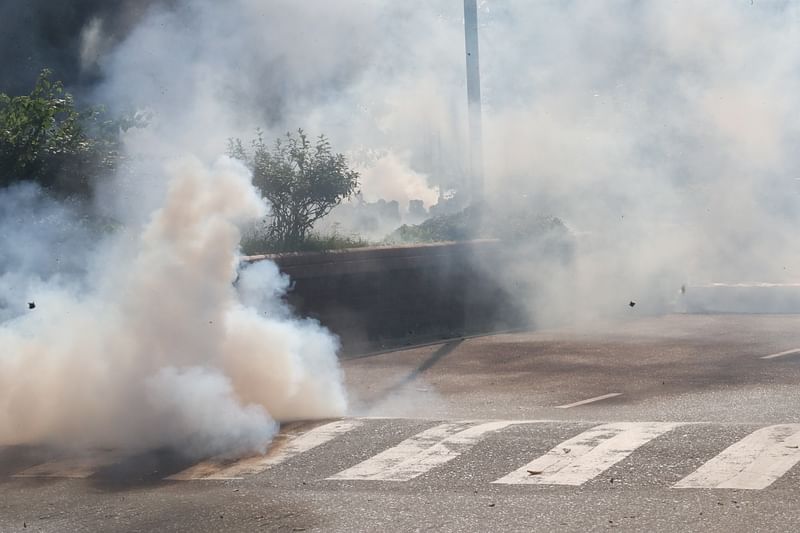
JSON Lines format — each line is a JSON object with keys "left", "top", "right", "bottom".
{"left": 245, "top": 241, "right": 528, "bottom": 355}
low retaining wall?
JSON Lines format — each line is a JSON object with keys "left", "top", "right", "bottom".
{"left": 245, "top": 241, "right": 528, "bottom": 355}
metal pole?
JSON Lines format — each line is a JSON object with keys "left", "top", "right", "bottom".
{"left": 463, "top": 0, "right": 483, "bottom": 205}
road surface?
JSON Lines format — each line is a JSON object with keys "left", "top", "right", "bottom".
{"left": 3, "top": 314, "right": 800, "bottom": 532}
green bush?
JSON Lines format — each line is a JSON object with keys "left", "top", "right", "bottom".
{"left": 230, "top": 129, "right": 360, "bottom": 250}
{"left": 241, "top": 226, "right": 371, "bottom": 255}
{"left": 0, "top": 69, "right": 138, "bottom": 199}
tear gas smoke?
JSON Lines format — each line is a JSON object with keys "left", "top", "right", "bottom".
{"left": 476, "top": 1, "right": 800, "bottom": 323}
{"left": 0, "top": 159, "right": 345, "bottom": 454}
{"left": 0, "top": 158, "right": 346, "bottom": 455}
{"left": 2, "top": 0, "right": 800, "bottom": 452}
{"left": 81, "top": 1, "right": 799, "bottom": 323}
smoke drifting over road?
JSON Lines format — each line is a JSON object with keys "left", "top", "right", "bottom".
{"left": 1, "top": 1, "right": 800, "bottom": 451}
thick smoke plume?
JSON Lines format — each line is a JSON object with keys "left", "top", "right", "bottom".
{"left": 0, "top": 158, "right": 345, "bottom": 455}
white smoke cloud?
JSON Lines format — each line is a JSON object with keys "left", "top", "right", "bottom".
{"left": 0, "top": 184, "right": 100, "bottom": 323}
{"left": 92, "top": 1, "right": 800, "bottom": 296}
{"left": 145, "top": 366, "right": 276, "bottom": 459}
{"left": 474, "top": 0, "right": 800, "bottom": 321}
{"left": 79, "top": 17, "right": 108, "bottom": 72}
{"left": 0, "top": 158, "right": 346, "bottom": 456}
{"left": 354, "top": 151, "right": 438, "bottom": 208}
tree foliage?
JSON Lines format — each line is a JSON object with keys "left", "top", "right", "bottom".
{"left": 0, "top": 69, "right": 136, "bottom": 199}
{"left": 230, "top": 129, "right": 360, "bottom": 249}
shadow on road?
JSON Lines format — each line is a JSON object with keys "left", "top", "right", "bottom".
{"left": 364, "top": 339, "right": 464, "bottom": 405}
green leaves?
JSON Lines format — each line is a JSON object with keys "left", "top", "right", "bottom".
{"left": 0, "top": 69, "right": 131, "bottom": 199}
{"left": 231, "top": 129, "right": 360, "bottom": 250}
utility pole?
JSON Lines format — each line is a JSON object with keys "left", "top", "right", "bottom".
{"left": 463, "top": 0, "right": 483, "bottom": 205}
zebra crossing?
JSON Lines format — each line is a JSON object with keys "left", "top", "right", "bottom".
{"left": 493, "top": 422, "right": 681, "bottom": 486}
{"left": 674, "top": 424, "right": 800, "bottom": 490}
{"left": 329, "top": 420, "right": 516, "bottom": 482}
{"left": 4, "top": 418, "right": 800, "bottom": 490}
{"left": 167, "top": 419, "right": 362, "bottom": 481}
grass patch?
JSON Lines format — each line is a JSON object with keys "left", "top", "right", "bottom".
{"left": 242, "top": 228, "right": 372, "bottom": 255}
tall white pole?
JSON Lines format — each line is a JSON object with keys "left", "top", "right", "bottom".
{"left": 463, "top": 0, "right": 483, "bottom": 205}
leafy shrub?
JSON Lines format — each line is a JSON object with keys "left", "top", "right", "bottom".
{"left": 230, "top": 129, "right": 360, "bottom": 250}
{"left": 0, "top": 69, "right": 138, "bottom": 199}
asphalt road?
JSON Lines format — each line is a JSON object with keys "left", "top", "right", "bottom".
{"left": 3, "top": 313, "right": 800, "bottom": 532}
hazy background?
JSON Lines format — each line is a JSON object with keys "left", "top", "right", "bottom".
{"left": 1, "top": 0, "right": 799, "bottom": 450}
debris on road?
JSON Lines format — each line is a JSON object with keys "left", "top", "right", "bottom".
{"left": 527, "top": 470, "right": 543, "bottom": 476}
{"left": 28, "top": 301, "right": 35, "bottom": 309}
{"left": 629, "top": 301, "right": 636, "bottom": 307}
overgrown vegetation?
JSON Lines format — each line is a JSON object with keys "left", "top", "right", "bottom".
{"left": 2, "top": 72, "right": 569, "bottom": 256}
{"left": 230, "top": 129, "right": 360, "bottom": 251}
{"left": 241, "top": 226, "right": 371, "bottom": 255}
{"left": 0, "top": 69, "right": 139, "bottom": 199}
{"left": 387, "top": 204, "right": 571, "bottom": 245}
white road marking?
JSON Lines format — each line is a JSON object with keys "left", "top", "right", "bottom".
{"left": 168, "top": 419, "right": 361, "bottom": 481}
{"left": 12, "top": 451, "right": 122, "bottom": 479}
{"left": 760, "top": 348, "right": 800, "bottom": 360}
{"left": 329, "top": 420, "right": 518, "bottom": 481}
{"left": 494, "top": 422, "right": 681, "bottom": 486}
{"left": 555, "top": 393, "right": 622, "bottom": 409}
{"left": 674, "top": 424, "right": 800, "bottom": 490}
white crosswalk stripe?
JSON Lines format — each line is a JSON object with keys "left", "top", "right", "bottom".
{"left": 674, "top": 424, "right": 800, "bottom": 490}
{"left": 555, "top": 393, "right": 622, "bottom": 409}
{"left": 494, "top": 422, "right": 681, "bottom": 486}
{"left": 328, "top": 420, "right": 520, "bottom": 481}
{"left": 167, "top": 419, "right": 362, "bottom": 481}
{"left": 7, "top": 419, "right": 800, "bottom": 489}
{"left": 760, "top": 348, "right": 800, "bottom": 360}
